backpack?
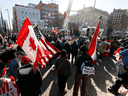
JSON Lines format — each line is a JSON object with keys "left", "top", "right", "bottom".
{"left": 80, "top": 59, "right": 95, "bottom": 75}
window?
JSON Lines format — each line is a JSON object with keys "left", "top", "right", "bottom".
{"left": 42, "top": 6, "right": 45, "bottom": 9}
{"left": 52, "top": 8, "right": 56, "bottom": 11}
{"left": 42, "top": 11, "right": 45, "bottom": 13}
{"left": 25, "top": 12, "right": 28, "bottom": 14}
{"left": 45, "top": 7, "right": 48, "bottom": 10}
{"left": 49, "top": 8, "right": 51, "bottom": 10}
{"left": 36, "top": 13, "right": 38, "bottom": 15}
{"left": 29, "top": 12, "right": 31, "bottom": 14}
{"left": 78, "top": 18, "right": 79, "bottom": 21}
{"left": 49, "top": 12, "right": 52, "bottom": 14}
{"left": 42, "top": 15, "right": 45, "bottom": 17}
{"left": 45, "top": 11, "right": 48, "bottom": 14}
{"left": 21, "top": 11, "right": 24, "bottom": 13}
{"left": 74, "top": 18, "right": 76, "bottom": 22}
{"left": 33, "top": 13, "right": 35, "bottom": 15}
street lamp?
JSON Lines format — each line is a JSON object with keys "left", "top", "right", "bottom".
{"left": 5, "top": 9, "right": 11, "bottom": 33}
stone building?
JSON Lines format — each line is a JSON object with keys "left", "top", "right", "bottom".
{"left": 69, "top": 6, "right": 109, "bottom": 30}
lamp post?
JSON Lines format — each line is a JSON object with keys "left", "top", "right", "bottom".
{"left": 5, "top": 9, "right": 11, "bottom": 33}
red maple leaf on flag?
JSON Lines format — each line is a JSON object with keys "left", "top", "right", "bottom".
{"left": 29, "top": 36, "right": 36, "bottom": 51}
{"left": 106, "top": 44, "right": 110, "bottom": 51}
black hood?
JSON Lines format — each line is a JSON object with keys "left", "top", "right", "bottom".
{"left": 16, "top": 64, "right": 33, "bottom": 80}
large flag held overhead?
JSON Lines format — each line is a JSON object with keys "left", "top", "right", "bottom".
{"left": 87, "top": 18, "right": 101, "bottom": 64}
{"left": 16, "top": 17, "right": 52, "bottom": 72}
{"left": 33, "top": 25, "right": 60, "bottom": 68}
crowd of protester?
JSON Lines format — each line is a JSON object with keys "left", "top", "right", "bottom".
{"left": 0, "top": 32, "right": 128, "bottom": 96}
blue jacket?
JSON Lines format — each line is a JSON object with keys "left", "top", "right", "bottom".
{"left": 9, "top": 58, "right": 20, "bottom": 79}
{"left": 120, "top": 49, "right": 128, "bottom": 67}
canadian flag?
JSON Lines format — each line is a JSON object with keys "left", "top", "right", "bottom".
{"left": 16, "top": 17, "right": 50, "bottom": 72}
{"left": 87, "top": 20, "right": 101, "bottom": 64}
{"left": 103, "top": 40, "right": 111, "bottom": 57}
{"left": 114, "top": 47, "right": 123, "bottom": 61}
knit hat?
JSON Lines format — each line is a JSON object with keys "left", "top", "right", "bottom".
{"left": 21, "top": 56, "right": 31, "bottom": 64}
{"left": 0, "top": 63, "right": 6, "bottom": 77}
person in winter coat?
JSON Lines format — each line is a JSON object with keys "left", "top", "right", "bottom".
{"left": 9, "top": 51, "right": 26, "bottom": 80}
{"left": 55, "top": 41, "right": 62, "bottom": 57}
{"left": 98, "top": 38, "right": 106, "bottom": 59}
{"left": 73, "top": 45, "right": 92, "bottom": 96}
{"left": 108, "top": 48, "right": 128, "bottom": 96}
{"left": 16, "top": 63, "right": 43, "bottom": 96}
{"left": 110, "top": 37, "right": 118, "bottom": 55}
{"left": 0, "top": 62, "right": 19, "bottom": 96}
{"left": 54, "top": 49, "right": 72, "bottom": 95}
{"left": 71, "top": 41, "right": 78, "bottom": 64}
{"left": 63, "top": 42, "right": 71, "bottom": 59}
{"left": 5, "top": 40, "right": 13, "bottom": 51}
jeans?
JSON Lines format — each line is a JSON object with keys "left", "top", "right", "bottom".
{"left": 73, "top": 71, "right": 88, "bottom": 95}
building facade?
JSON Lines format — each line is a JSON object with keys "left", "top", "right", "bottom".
{"left": 28, "top": 3, "right": 37, "bottom": 9}
{"left": 13, "top": 4, "right": 41, "bottom": 33}
{"left": 34, "top": 1, "right": 64, "bottom": 30}
{"left": 69, "top": 7, "right": 109, "bottom": 30}
{"left": 109, "top": 8, "right": 128, "bottom": 31}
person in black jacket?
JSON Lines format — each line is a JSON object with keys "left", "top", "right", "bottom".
{"left": 73, "top": 45, "right": 92, "bottom": 96}
{"left": 63, "top": 41, "right": 71, "bottom": 59}
{"left": 71, "top": 41, "right": 78, "bottom": 64}
{"left": 55, "top": 41, "right": 62, "bottom": 57}
{"left": 16, "top": 63, "right": 43, "bottom": 96}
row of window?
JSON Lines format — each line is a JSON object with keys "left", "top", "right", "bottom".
{"left": 112, "top": 22, "right": 121, "bottom": 24}
{"left": 42, "top": 6, "right": 57, "bottom": 11}
{"left": 22, "top": 17, "right": 39, "bottom": 20}
{"left": 44, "top": 19, "right": 53, "bottom": 22}
{"left": 42, "top": 11, "right": 57, "bottom": 15}
{"left": 112, "top": 19, "right": 121, "bottom": 21}
{"left": 21, "top": 11, "right": 38, "bottom": 15}
{"left": 113, "top": 17, "right": 121, "bottom": 19}
{"left": 42, "top": 15, "right": 56, "bottom": 18}
{"left": 113, "top": 12, "right": 122, "bottom": 15}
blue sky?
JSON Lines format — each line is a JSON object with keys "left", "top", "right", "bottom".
{"left": 0, "top": 0, "right": 128, "bottom": 29}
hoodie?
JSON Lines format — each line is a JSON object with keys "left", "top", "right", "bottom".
{"left": 16, "top": 64, "right": 42, "bottom": 96}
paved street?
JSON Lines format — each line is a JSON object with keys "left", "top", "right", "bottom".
{"left": 40, "top": 53, "right": 126, "bottom": 96}
{"left": 0, "top": 45, "right": 126, "bottom": 96}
